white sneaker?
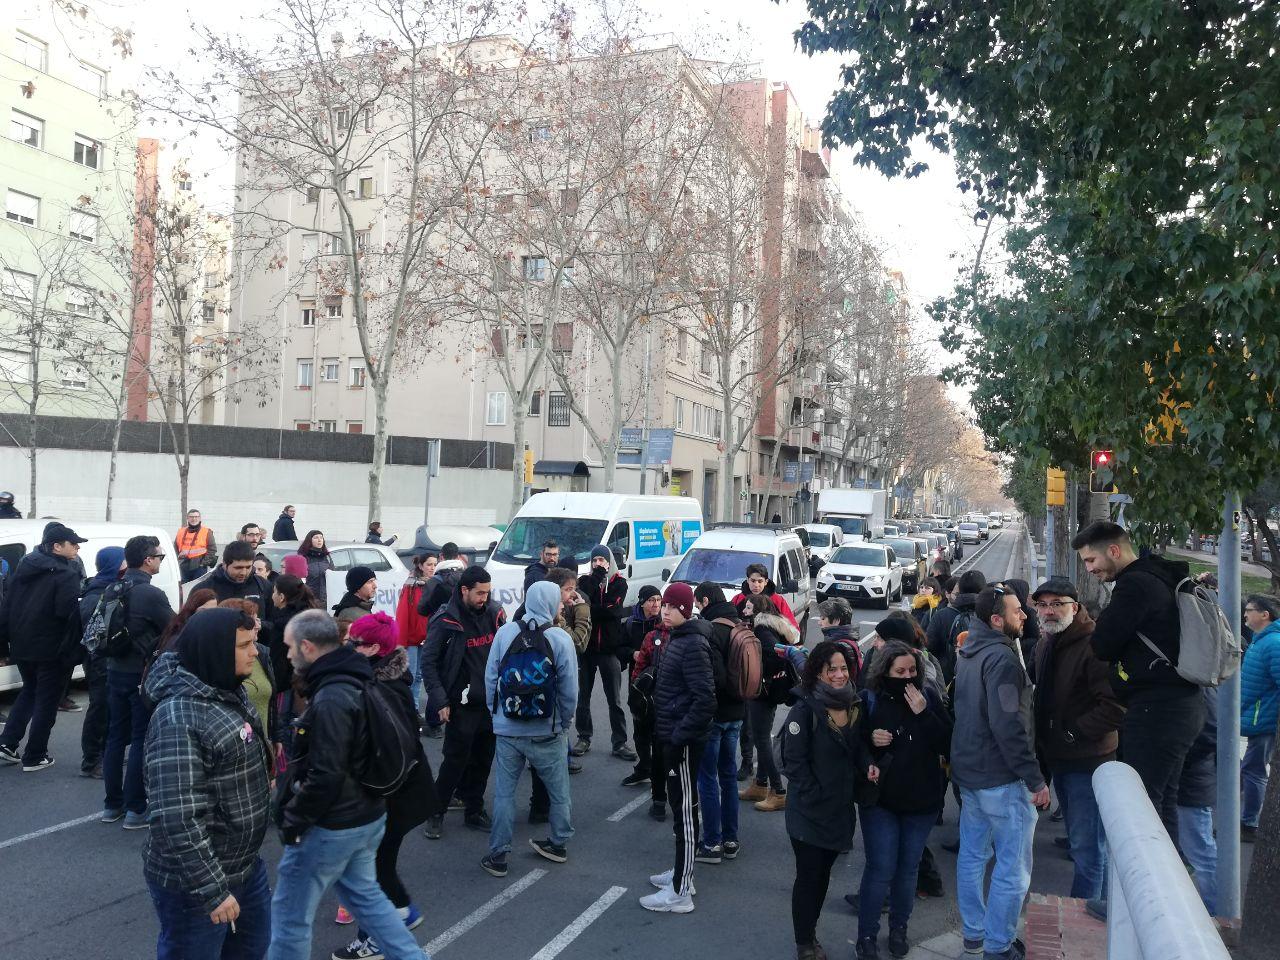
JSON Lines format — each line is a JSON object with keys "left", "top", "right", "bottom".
{"left": 648, "top": 869, "right": 696, "bottom": 895}
{"left": 640, "top": 886, "right": 695, "bottom": 913}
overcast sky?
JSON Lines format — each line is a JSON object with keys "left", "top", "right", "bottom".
{"left": 119, "top": 0, "right": 979, "bottom": 364}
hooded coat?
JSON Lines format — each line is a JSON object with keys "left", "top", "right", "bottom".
{"left": 1090, "top": 554, "right": 1198, "bottom": 703}
{"left": 272, "top": 512, "right": 297, "bottom": 543}
{"left": 579, "top": 553, "right": 628, "bottom": 655}
{"left": 950, "top": 619, "right": 1045, "bottom": 793}
{"left": 421, "top": 580, "right": 505, "bottom": 717}
{"left": 143, "top": 619, "right": 271, "bottom": 914}
{"left": 702, "top": 599, "right": 748, "bottom": 723}
{"left": 0, "top": 545, "right": 84, "bottom": 661}
{"left": 1033, "top": 606, "right": 1124, "bottom": 770}
{"left": 1240, "top": 620, "right": 1280, "bottom": 737}
{"left": 653, "top": 617, "right": 716, "bottom": 746}
{"left": 485, "top": 580, "right": 579, "bottom": 739}
{"left": 926, "top": 591, "right": 980, "bottom": 684}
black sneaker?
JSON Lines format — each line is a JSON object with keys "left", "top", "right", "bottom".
{"left": 1242, "top": 823, "right": 1258, "bottom": 842}
{"left": 424, "top": 724, "right": 444, "bottom": 740}
{"left": 481, "top": 853, "right": 508, "bottom": 878}
{"left": 22, "top": 755, "right": 54, "bottom": 772}
{"left": 736, "top": 762, "right": 753, "bottom": 783}
{"left": 855, "top": 936, "right": 879, "bottom": 959}
{"left": 568, "top": 757, "right": 583, "bottom": 774}
{"left": 963, "top": 936, "right": 984, "bottom": 954}
{"left": 1084, "top": 899, "right": 1107, "bottom": 922}
{"left": 58, "top": 696, "right": 82, "bottom": 713}
{"left": 887, "top": 927, "right": 909, "bottom": 958}
{"left": 331, "top": 935, "right": 384, "bottom": 960}
{"left": 612, "top": 744, "right": 639, "bottom": 762}
{"left": 530, "top": 838, "right": 568, "bottom": 863}
{"left": 447, "top": 796, "right": 465, "bottom": 811}
{"left": 570, "top": 738, "right": 590, "bottom": 757}
{"left": 464, "top": 810, "right": 492, "bottom": 831}
{"left": 649, "top": 801, "right": 666, "bottom": 821}
{"left": 80, "top": 762, "right": 103, "bottom": 779}
{"left": 694, "top": 844, "right": 722, "bottom": 864}
{"left": 1052, "top": 835, "right": 1070, "bottom": 849}
{"left": 722, "top": 840, "right": 740, "bottom": 860}
{"left": 620, "top": 771, "right": 649, "bottom": 787}
{"left": 0, "top": 743, "right": 19, "bottom": 765}
{"left": 528, "top": 808, "right": 549, "bottom": 825}
{"left": 424, "top": 815, "right": 443, "bottom": 840}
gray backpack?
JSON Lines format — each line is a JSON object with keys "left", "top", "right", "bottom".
{"left": 1137, "top": 578, "right": 1240, "bottom": 687}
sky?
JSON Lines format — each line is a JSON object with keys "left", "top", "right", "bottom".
{"left": 114, "top": 0, "right": 981, "bottom": 363}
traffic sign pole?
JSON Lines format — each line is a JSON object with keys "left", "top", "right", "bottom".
{"left": 1216, "top": 491, "right": 1242, "bottom": 921}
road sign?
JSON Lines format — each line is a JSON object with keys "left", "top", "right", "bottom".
{"left": 618, "top": 428, "right": 674, "bottom": 466}
{"left": 783, "top": 461, "right": 800, "bottom": 483}
{"left": 800, "top": 462, "right": 815, "bottom": 482}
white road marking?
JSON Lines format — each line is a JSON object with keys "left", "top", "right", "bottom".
{"left": 526, "top": 886, "right": 628, "bottom": 960}
{"left": 0, "top": 812, "right": 99, "bottom": 851}
{"left": 605, "top": 793, "right": 651, "bottom": 823}
{"left": 424, "top": 867, "right": 546, "bottom": 955}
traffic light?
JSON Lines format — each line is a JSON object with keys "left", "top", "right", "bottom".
{"left": 1046, "top": 468, "right": 1066, "bottom": 507}
{"left": 1090, "top": 450, "right": 1116, "bottom": 493}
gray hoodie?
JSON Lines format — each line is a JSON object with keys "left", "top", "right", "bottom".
{"left": 950, "top": 619, "right": 1045, "bottom": 793}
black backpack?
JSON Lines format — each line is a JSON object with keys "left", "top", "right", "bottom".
{"left": 357, "top": 680, "right": 420, "bottom": 797}
{"left": 493, "top": 621, "right": 558, "bottom": 722}
{"left": 82, "top": 580, "right": 134, "bottom": 658}
{"left": 419, "top": 568, "right": 461, "bottom": 619}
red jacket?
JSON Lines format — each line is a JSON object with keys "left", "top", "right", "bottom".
{"left": 731, "top": 588, "right": 798, "bottom": 628}
{"left": 395, "top": 580, "right": 429, "bottom": 647}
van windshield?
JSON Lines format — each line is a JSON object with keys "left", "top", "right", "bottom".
{"left": 492, "top": 517, "right": 608, "bottom": 566}
{"left": 825, "top": 517, "right": 867, "bottom": 537}
{"left": 806, "top": 531, "right": 831, "bottom": 547}
{"left": 669, "top": 549, "right": 772, "bottom": 587}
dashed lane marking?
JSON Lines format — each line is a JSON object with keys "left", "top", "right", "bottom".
{"left": 605, "top": 794, "right": 651, "bottom": 823}
{"left": 526, "top": 886, "right": 628, "bottom": 960}
{"left": 0, "top": 812, "right": 99, "bottom": 851}
{"left": 424, "top": 867, "right": 547, "bottom": 955}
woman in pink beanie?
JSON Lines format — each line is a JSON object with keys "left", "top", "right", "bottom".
{"left": 348, "top": 611, "right": 399, "bottom": 658}
{"left": 280, "top": 553, "right": 310, "bottom": 579}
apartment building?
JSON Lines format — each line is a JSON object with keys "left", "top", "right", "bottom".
{"left": 0, "top": 2, "right": 138, "bottom": 417}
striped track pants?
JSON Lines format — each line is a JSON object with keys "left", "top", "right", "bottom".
{"left": 664, "top": 740, "right": 705, "bottom": 897}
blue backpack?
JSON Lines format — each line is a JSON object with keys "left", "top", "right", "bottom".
{"left": 494, "top": 621, "right": 558, "bottom": 722}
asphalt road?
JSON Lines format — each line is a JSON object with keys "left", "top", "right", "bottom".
{"left": 0, "top": 527, "right": 1087, "bottom": 960}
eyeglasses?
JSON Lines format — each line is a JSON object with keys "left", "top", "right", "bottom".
{"left": 149, "top": 553, "right": 166, "bottom": 561}
{"left": 1033, "top": 600, "right": 1075, "bottom": 610}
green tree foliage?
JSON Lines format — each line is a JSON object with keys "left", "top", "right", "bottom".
{"left": 787, "top": 1, "right": 1280, "bottom": 535}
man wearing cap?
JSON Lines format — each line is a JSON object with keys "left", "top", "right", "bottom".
{"left": 333, "top": 567, "right": 378, "bottom": 630}
{"left": 1031, "top": 578, "right": 1123, "bottom": 903}
{"left": 0, "top": 522, "right": 88, "bottom": 771}
{"left": 0, "top": 491, "right": 22, "bottom": 519}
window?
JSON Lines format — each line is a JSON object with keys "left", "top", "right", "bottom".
{"left": 304, "top": 185, "right": 319, "bottom": 203}
{"left": 294, "top": 420, "right": 312, "bottom": 431}
{"left": 327, "top": 234, "right": 345, "bottom": 255}
{"left": 676, "top": 327, "right": 688, "bottom": 359}
{"left": 73, "top": 135, "right": 101, "bottom": 169}
{"left": 65, "top": 286, "right": 93, "bottom": 315}
{"left": 700, "top": 341, "right": 712, "bottom": 376}
{"left": 2, "top": 269, "right": 36, "bottom": 302}
{"left": 326, "top": 301, "right": 343, "bottom": 319}
{"left": 58, "top": 362, "right": 88, "bottom": 390}
{"left": 362, "top": 108, "right": 374, "bottom": 133}
{"left": 529, "top": 124, "right": 552, "bottom": 143}
{"left": 317, "top": 420, "right": 337, "bottom": 432}
{"left": 521, "top": 255, "right": 547, "bottom": 282}
{"left": 495, "top": 193, "right": 514, "bottom": 214}
{"left": 300, "top": 233, "right": 318, "bottom": 262}
{"left": 74, "top": 62, "right": 107, "bottom": 97}
{"left": 69, "top": 210, "right": 98, "bottom": 242}
{"left": 352, "top": 547, "right": 393, "bottom": 572}
{"left": 10, "top": 110, "right": 42, "bottom": 148}
{"left": 347, "top": 421, "right": 363, "bottom": 434}
{"left": 358, "top": 176, "right": 375, "bottom": 199}
{"left": 560, "top": 188, "right": 580, "bottom": 215}
{"left": 334, "top": 107, "right": 351, "bottom": 128}
{"left": 528, "top": 389, "right": 542, "bottom": 417}
{"left": 552, "top": 322, "right": 573, "bottom": 353}
{"left": 296, "top": 359, "right": 313, "bottom": 388}
{"left": 6, "top": 189, "right": 38, "bottom": 226}
{"left": 486, "top": 391, "right": 509, "bottom": 426}
{"left": 300, "top": 302, "right": 316, "bottom": 326}
{"left": 0, "top": 348, "right": 32, "bottom": 384}
{"left": 201, "top": 302, "right": 216, "bottom": 323}
{"left": 178, "top": 178, "right": 193, "bottom": 192}
{"left": 562, "top": 258, "right": 576, "bottom": 284}
{"left": 692, "top": 403, "right": 705, "bottom": 437}
{"left": 674, "top": 396, "right": 685, "bottom": 430}
{"left": 354, "top": 230, "right": 369, "bottom": 254}
{"left": 348, "top": 357, "right": 366, "bottom": 388}
{"left": 606, "top": 522, "right": 631, "bottom": 563}
{"left": 548, "top": 391, "right": 570, "bottom": 427}
{"left": 320, "top": 357, "right": 340, "bottom": 382}
{"left": 15, "top": 33, "right": 47, "bottom": 71}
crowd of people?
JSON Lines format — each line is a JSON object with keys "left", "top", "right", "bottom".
{"left": 0, "top": 512, "right": 1273, "bottom": 960}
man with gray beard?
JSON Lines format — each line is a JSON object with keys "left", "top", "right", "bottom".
{"left": 1030, "top": 578, "right": 1124, "bottom": 905}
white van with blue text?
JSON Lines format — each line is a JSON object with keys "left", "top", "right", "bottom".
{"left": 486, "top": 493, "right": 705, "bottom": 614}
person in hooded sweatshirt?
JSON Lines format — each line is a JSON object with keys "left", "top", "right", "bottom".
{"left": 999, "top": 578, "right": 1041, "bottom": 679}
{"left": 622, "top": 586, "right": 663, "bottom": 791}
{"left": 270, "top": 609, "right": 423, "bottom": 960}
{"left": 572, "top": 545, "right": 635, "bottom": 761}
{"left": 198, "top": 541, "right": 278, "bottom": 641}
{"left": 817, "top": 598, "right": 863, "bottom": 685}
{"left": 272, "top": 506, "right": 298, "bottom": 544}
{"left": 926, "top": 569, "right": 987, "bottom": 685}
{"left": 77, "top": 545, "right": 126, "bottom": 778}
{"left": 731, "top": 562, "right": 798, "bottom": 627}
{"left": 1073, "top": 520, "right": 1204, "bottom": 848}
{"left": 480, "top": 580, "right": 580, "bottom": 878}
{"left": 143, "top": 607, "right": 273, "bottom": 960}
{"left": 333, "top": 567, "right": 377, "bottom": 629}
{"left": 640, "top": 582, "right": 716, "bottom": 915}
{"left": 739, "top": 592, "right": 804, "bottom": 813}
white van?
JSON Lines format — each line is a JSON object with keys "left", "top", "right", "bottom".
{"left": 666, "top": 524, "right": 813, "bottom": 629}
{"left": 486, "top": 493, "right": 705, "bottom": 613}
{"left": 0, "top": 520, "right": 182, "bottom": 692}
{"left": 797, "top": 523, "right": 844, "bottom": 562}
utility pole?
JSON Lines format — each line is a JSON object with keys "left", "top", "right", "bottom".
{"left": 421, "top": 438, "right": 440, "bottom": 527}
{"left": 1217, "top": 492, "right": 1242, "bottom": 922}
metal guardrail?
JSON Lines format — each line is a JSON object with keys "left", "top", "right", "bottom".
{"left": 1093, "top": 761, "right": 1230, "bottom": 960}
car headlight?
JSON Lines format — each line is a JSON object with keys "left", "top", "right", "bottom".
{"left": 866, "top": 575, "right": 883, "bottom": 584}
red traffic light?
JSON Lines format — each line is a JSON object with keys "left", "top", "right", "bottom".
{"left": 1090, "top": 450, "right": 1116, "bottom": 493}
{"left": 1092, "top": 450, "right": 1112, "bottom": 467}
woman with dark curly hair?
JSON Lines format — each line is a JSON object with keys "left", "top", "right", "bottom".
{"left": 295, "top": 530, "right": 334, "bottom": 604}
{"left": 854, "top": 639, "right": 952, "bottom": 959}
{"left": 780, "top": 639, "right": 879, "bottom": 960}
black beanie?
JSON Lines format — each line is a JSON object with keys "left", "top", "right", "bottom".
{"left": 346, "top": 566, "right": 376, "bottom": 593}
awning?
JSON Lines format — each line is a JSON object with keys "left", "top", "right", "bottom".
{"left": 534, "top": 460, "right": 590, "bottom": 477}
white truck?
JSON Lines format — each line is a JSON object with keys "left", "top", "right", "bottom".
{"left": 816, "top": 488, "right": 888, "bottom": 540}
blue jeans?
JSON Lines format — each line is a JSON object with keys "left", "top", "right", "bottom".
{"left": 148, "top": 856, "right": 271, "bottom": 960}
{"left": 957, "top": 782, "right": 1036, "bottom": 954}
{"left": 1241, "top": 734, "right": 1274, "bottom": 828}
{"left": 698, "top": 720, "right": 741, "bottom": 847}
{"left": 104, "top": 669, "right": 148, "bottom": 814}
{"left": 1053, "top": 769, "right": 1106, "bottom": 900}
{"left": 857, "top": 805, "right": 936, "bottom": 939}
{"left": 490, "top": 732, "right": 573, "bottom": 855}
{"left": 405, "top": 646, "right": 422, "bottom": 712}
{"left": 1177, "top": 805, "right": 1218, "bottom": 916}
{"left": 268, "top": 817, "right": 424, "bottom": 960}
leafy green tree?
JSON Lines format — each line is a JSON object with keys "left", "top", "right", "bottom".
{"left": 785, "top": 0, "right": 1280, "bottom": 538}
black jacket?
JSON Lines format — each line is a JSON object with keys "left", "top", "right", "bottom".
{"left": 266, "top": 601, "right": 313, "bottom": 690}
{"left": 580, "top": 568, "right": 628, "bottom": 655}
{"left": 1091, "top": 554, "right": 1198, "bottom": 703}
{"left": 276, "top": 645, "right": 383, "bottom": 837}
{"left": 1177, "top": 687, "right": 1217, "bottom": 808}
{"left": 861, "top": 684, "right": 952, "bottom": 815}
{"left": 272, "top": 514, "right": 297, "bottom": 542}
{"left": 623, "top": 609, "right": 658, "bottom": 664}
{"left": 203, "top": 566, "right": 277, "bottom": 649}
{"left": 109, "top": 569, "right": 176, "bottom": 672}
{"left": 332, "top": 592, "right": 373, "bottom": 626}
{"left": 0, "top": 546, "right": 83, "bottom": 661}
{"left": 653, "top": 618, "right": 716, "bottom": 746}
{"left": 421, "top": 587, "right": 505, "bottom": 718}
{"left": 702, "top": 600, "right": 748, "bottom": 723}
{"left": 372, "top": 648, "right": 437, "bottom": 830}
{"left": 417, "top": 562, "right": 464, "bottom": 619}
{"left": 926, "top": 592, "right": 979, "bottom": 684}
{"left": 523, "top": 561, "right": 552, "bottom": 594}
{"left": 781, "top": 688, "right": 875, "bottom": 851}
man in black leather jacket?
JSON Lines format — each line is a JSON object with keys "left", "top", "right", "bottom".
{"left": 272, "top": 610, "right": 423, "bottom": 959}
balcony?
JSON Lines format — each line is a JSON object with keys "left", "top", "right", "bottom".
{"left": 797, "top": 179, "right": 832, "bottom": 224}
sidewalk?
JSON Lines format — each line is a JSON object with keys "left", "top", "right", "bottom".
{"left": 905, "top": 896, "right": 1106, "bottom": 960}
{"left": 1167, "top": 545, "right": 1272, "bottom": 580}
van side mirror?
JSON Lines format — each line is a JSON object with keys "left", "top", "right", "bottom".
{"left": 661, "top": 568, "right": 671, "bottom": 580}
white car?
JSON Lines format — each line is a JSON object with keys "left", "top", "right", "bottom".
{"left": 958, "top": 522, "right": 982, "bottom": 544}
{"left": 797, "top": 523, "right": 844, "bottom": 562}
{"left": 667, "top": 524, "right": 812, "bottom": 628}
{"left": 987, "top": 514, "right": 1004, "bottom": 530}
{"left": 815, "top": 542, "right": 903, "bottom": 610}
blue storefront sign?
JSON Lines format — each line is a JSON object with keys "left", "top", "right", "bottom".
{"left": 618, "top": 428, "right": 674, "bottom": 466}
{"left": 783, "top": 461, "right": 800, "bottom": 483}
{"left": 634, "top": 518, "right": 703, "bottom": 559}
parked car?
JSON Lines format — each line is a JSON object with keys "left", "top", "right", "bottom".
{"left": 257, "top": 540, "right": 404, "bottom": 578}
{"left": 814, "top": 542, "right": 902, "bottom": 610}
{"left": 875, "top": 536, "right": 928, "bottom": 593}
{"left": 667, "top": 524, "right": 812, "bottom": 629}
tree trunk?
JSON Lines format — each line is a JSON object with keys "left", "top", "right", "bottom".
{"left": 720, "top": 447, "right": 735, "bottom": 523}
{"left": 1242, "top": 736, "right": 1280, "bottom": 958}
{"left": 368, "top": 375, "right": 389, "bottom": 526}
{"left": 1244, "top": 507, "right": 1262, "bottom": 563}
{"left": 178, "top": 456, "right": 189, "bottom": 518}
{"left": 104, "top": 411, "right": 125, "bottom": 521}
{"left": 1074, "top": 484, "right": 1110, "bottom": 612}
{"left": 600, "top": 348, "right": 625, "bottom": 493}
{"left": 1050, "top": 503, "right": 1072, "bottom": 580}
{"left": 510, "top": 412, "right": 527, "bottom": 521}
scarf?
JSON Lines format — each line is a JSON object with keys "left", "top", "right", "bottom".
{"left": 177, "top": 608, "right": 245, "bottom": 691}
{"left": 811, "top": 680, "right": 857, "bottom": 710}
